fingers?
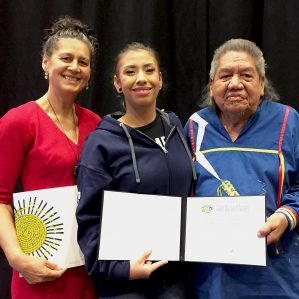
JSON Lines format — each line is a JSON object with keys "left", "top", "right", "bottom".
{"left": 42, "top": 268, "right": 67, "bottom": 282}
{"left": 258, "top": 223, "right": 278, "bottom": 245}
{"left": 257, "top": 213, "right": 288, "bottom": 245}
{"left": 19, "top": 256, "right": 67, "bottom": 284}
{"left": 141, "top": 250, "right": 168, "bottom": 273}
{"left": 257, "top": 222, "right": 271, "bottom": 238}
{"left": 129, "top": 250, "right": 168, "bottom": 280}
{"left": 44, "top": 260, "right": 64, "bottom": 271}
{"left": 24, "top": 267, "right": 67, "bottom": 284}
{"left": 137, "top": 249, "right": 152, "bottom": 263}
{"left": 266, "top": 233, "right": 277, "bottom": 245}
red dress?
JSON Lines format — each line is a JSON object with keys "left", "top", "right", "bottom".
{"left": 0, "top": 101, "right": 101, "bottom": 299}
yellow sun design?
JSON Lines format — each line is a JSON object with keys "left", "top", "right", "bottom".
{"left": 14, "top": 196, "right": 64, "bottom": 259}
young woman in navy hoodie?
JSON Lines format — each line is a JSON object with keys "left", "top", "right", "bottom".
{"left": 76, "top": 42, "right": 196, "bottom": 298}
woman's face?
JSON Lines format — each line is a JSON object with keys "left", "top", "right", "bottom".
{"left": 42, "top": 37, "right": 91, "bottom": 97}
{"left": 114, "top": 49, "right": 162, "bottom": 111}
{"left": 210, "top": 50, "right": 264, "bottom": 120}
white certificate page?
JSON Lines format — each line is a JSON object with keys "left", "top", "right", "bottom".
{"left": 13, "top": 185, "right": 84, "bottom": 268}
{"left": 98, "top": 191, "right": 182, "bottom": 261}
{"left": 185, "top": 196, "right": 266, "bottom": 266}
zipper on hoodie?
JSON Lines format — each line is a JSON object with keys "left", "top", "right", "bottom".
{"left": 135, "top": 124, "right": 177, "bottom": 194}
{"left": 120, "top": 120, "right": 189, "bottom": 187}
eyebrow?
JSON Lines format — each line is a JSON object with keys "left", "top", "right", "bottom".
{"left": 58, "top": 52, "right": 89, "bottom": 59}
{"left": 123, "top": 63, "right": 155, "bottom": 68}
{"left": 217, "top": 66, "right": 255, "bottom": 73}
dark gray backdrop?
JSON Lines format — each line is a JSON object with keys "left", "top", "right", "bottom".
{"left": 1, "top": 1, "right": 299, "bottom": 298}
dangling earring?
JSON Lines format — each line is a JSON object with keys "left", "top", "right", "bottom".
{"left": 118, "top": 87, "right": 122, "bottom": 93}
{"left": 86, "top": 83, "right": 89, "bottom": 90}
{"left": 44, "top": 71, "right": 49, "bottom": 80}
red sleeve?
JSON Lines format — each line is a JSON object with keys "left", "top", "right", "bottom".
{"left": 0, "top": 106, "right": 34, "bottom": 203}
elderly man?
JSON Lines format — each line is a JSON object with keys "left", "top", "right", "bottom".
{"left": 185, "top": 38, "right": 299, "bottom": 298}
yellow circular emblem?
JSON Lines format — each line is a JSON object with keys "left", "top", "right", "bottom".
{"left": 15, "top": 214, "right": 47, "bottom": 254}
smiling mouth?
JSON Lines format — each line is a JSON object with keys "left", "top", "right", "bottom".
{"left": 62, "top": 75, "right": 80, "bottom": 82}
{"left": 133, "top": 88, "right": 152, "bottom": 95}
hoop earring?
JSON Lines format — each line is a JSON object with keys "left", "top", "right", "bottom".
{"left": 44, "top": 71, "right": 49, "bottom": 80}
{"left": 118, "top": 88, "right": 122, "bottom": 93}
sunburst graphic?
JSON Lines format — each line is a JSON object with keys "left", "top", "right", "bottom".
{"left": 14, "top": 196, "right": 64, "bottom": 260}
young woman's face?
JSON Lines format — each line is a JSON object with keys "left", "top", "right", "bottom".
{"left": 114, "top": 49, "right": 162, "bottom": 111}
{"left": 42, "top": 38, "right": 91, "bottom": 96}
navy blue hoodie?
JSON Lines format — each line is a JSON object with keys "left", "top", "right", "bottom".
{"left": 76, "top": 110, "right": 195, "bottom": 297}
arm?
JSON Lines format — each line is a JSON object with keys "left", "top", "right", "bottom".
{"left": 0, "top": 108, "right": 65, "bottom": 283}
{"left": 76, "top": 132, "right": 167, "bottom": 281}
{"left": 76, "top": 163, "right": 128, "bottom": 280}
{"left": 259, "top": 108, "right": 299, "bottom": 244}
{"left": 259, "top": 185, "right": 299, "bottom": 245}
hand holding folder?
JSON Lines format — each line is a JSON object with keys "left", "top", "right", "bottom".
{"left": 98, "top": 191, "right": 266, "bottom": 266}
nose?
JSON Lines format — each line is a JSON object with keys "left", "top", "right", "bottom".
{"left": 68, "top": 60, "right": 80, "bottom": 72}
{"left": 228, "top": 74, "right": 242, "bottom": 89}
{"left": 136, "top": 70, "right": 147, "bottom": 84}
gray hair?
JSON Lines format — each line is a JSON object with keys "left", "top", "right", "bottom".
{"left": 42, "top": 16, "right": 98, "bottom": 68}
{"left": 201, "top": 38, "right": 280, "bottom": 107}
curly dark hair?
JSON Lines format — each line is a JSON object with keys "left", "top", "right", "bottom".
{"left": 42, "top": 15, "right": 99, "bottom": 68}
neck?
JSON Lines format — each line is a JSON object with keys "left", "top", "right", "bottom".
{"left": 120, "top": 106, "right": 157, "bottom": 127}
{"left": 219, "top": 113, "right": 249, "bottom": 142}
{"left": 36, "top": 93, "right": 78, "bottom": 144}
{"left": 45, "top": 91, "right": 75, "bottom": 114}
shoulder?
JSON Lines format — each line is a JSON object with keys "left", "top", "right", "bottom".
{"left": 261, "top": 100, "right": 298, "bottom": 119}
{"left": 84, "top": 115, "right": 120, "bottom": 143}
{"left": 0, "top": 101, "right": 37, "bottom": 128}
{"left": 0, "top": 101, "right": 37, "bottom": 144}
{"left": 185, "top": 107, "right": 211, "bottom": 126}
{"left": 1, "top": 101, "right": 37, "bottom": 118}
{"left": 161, "top": 110, "right": 182, "bottom": 127}
{"left": 75, "top": 104, "right": 101, "bottom": 123}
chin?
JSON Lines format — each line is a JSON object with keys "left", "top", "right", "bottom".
{"left": 64, "top": 84, "right": 83, "bottom": 92}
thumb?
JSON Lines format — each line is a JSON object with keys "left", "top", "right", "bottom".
{"left": 137, "top": 249, "right": 152, "bottom": 263}
{"left": 257, "top": 223, "right": 271, "bottom": 238}
{"left": 44, "top": 260, "right": 63, "bottom": 270}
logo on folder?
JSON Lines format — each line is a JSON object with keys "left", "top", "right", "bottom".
{"left": 201, "top": 205, "right": 213, "bottom": 213}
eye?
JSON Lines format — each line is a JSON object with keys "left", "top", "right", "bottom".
{"left": 79, "top": 59, "right": 89, "bottom": 66}
{"left": 219, "top": 74, "right": 231, "bottom": 81}
{"left": 241, "top": 73, "right": 253, "bottom": 80}
{"left": 124, "top": 69, "right": 135, "bottom": 75}
{"left": 145, "top": 67, "right": 155, "bottom": 73}
{"left": 61, "top": 56, "right": 71, "bottom": 62}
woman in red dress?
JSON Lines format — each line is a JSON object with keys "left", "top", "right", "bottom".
{"left": 0, "top": 16, "right": 100, "bottom": 299}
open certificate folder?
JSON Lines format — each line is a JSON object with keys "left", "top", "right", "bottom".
{"left": 98, "top": 191, "right": 266, "bottom": 266}
{"left": 13, "top": 186, "right": 84, "bottom": 268}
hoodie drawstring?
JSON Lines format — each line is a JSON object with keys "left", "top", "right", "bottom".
{"left": 120, "top": 123, "right": 141, "bottom": 184}
{"left": 120, "top": 117, "right": 197, "bottom": 184}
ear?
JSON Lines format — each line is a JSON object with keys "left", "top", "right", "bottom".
{"left": 113, "top": 75, "right": 121, "bottom": 92}
{"left": 209, "top": 79, "right": 214, "bottom": 97}
{"left": 159, "top": 71, "right": 163, "bottom": 90}
{"left": 42, "top": 55, "right": 49, "bottom": 73}
{"left": 260, "top": 77, "right": 265, "bottom": 97}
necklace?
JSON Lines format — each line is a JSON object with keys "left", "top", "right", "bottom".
{"left": 47, "top": 97, "right": 79, "bottom": 176}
